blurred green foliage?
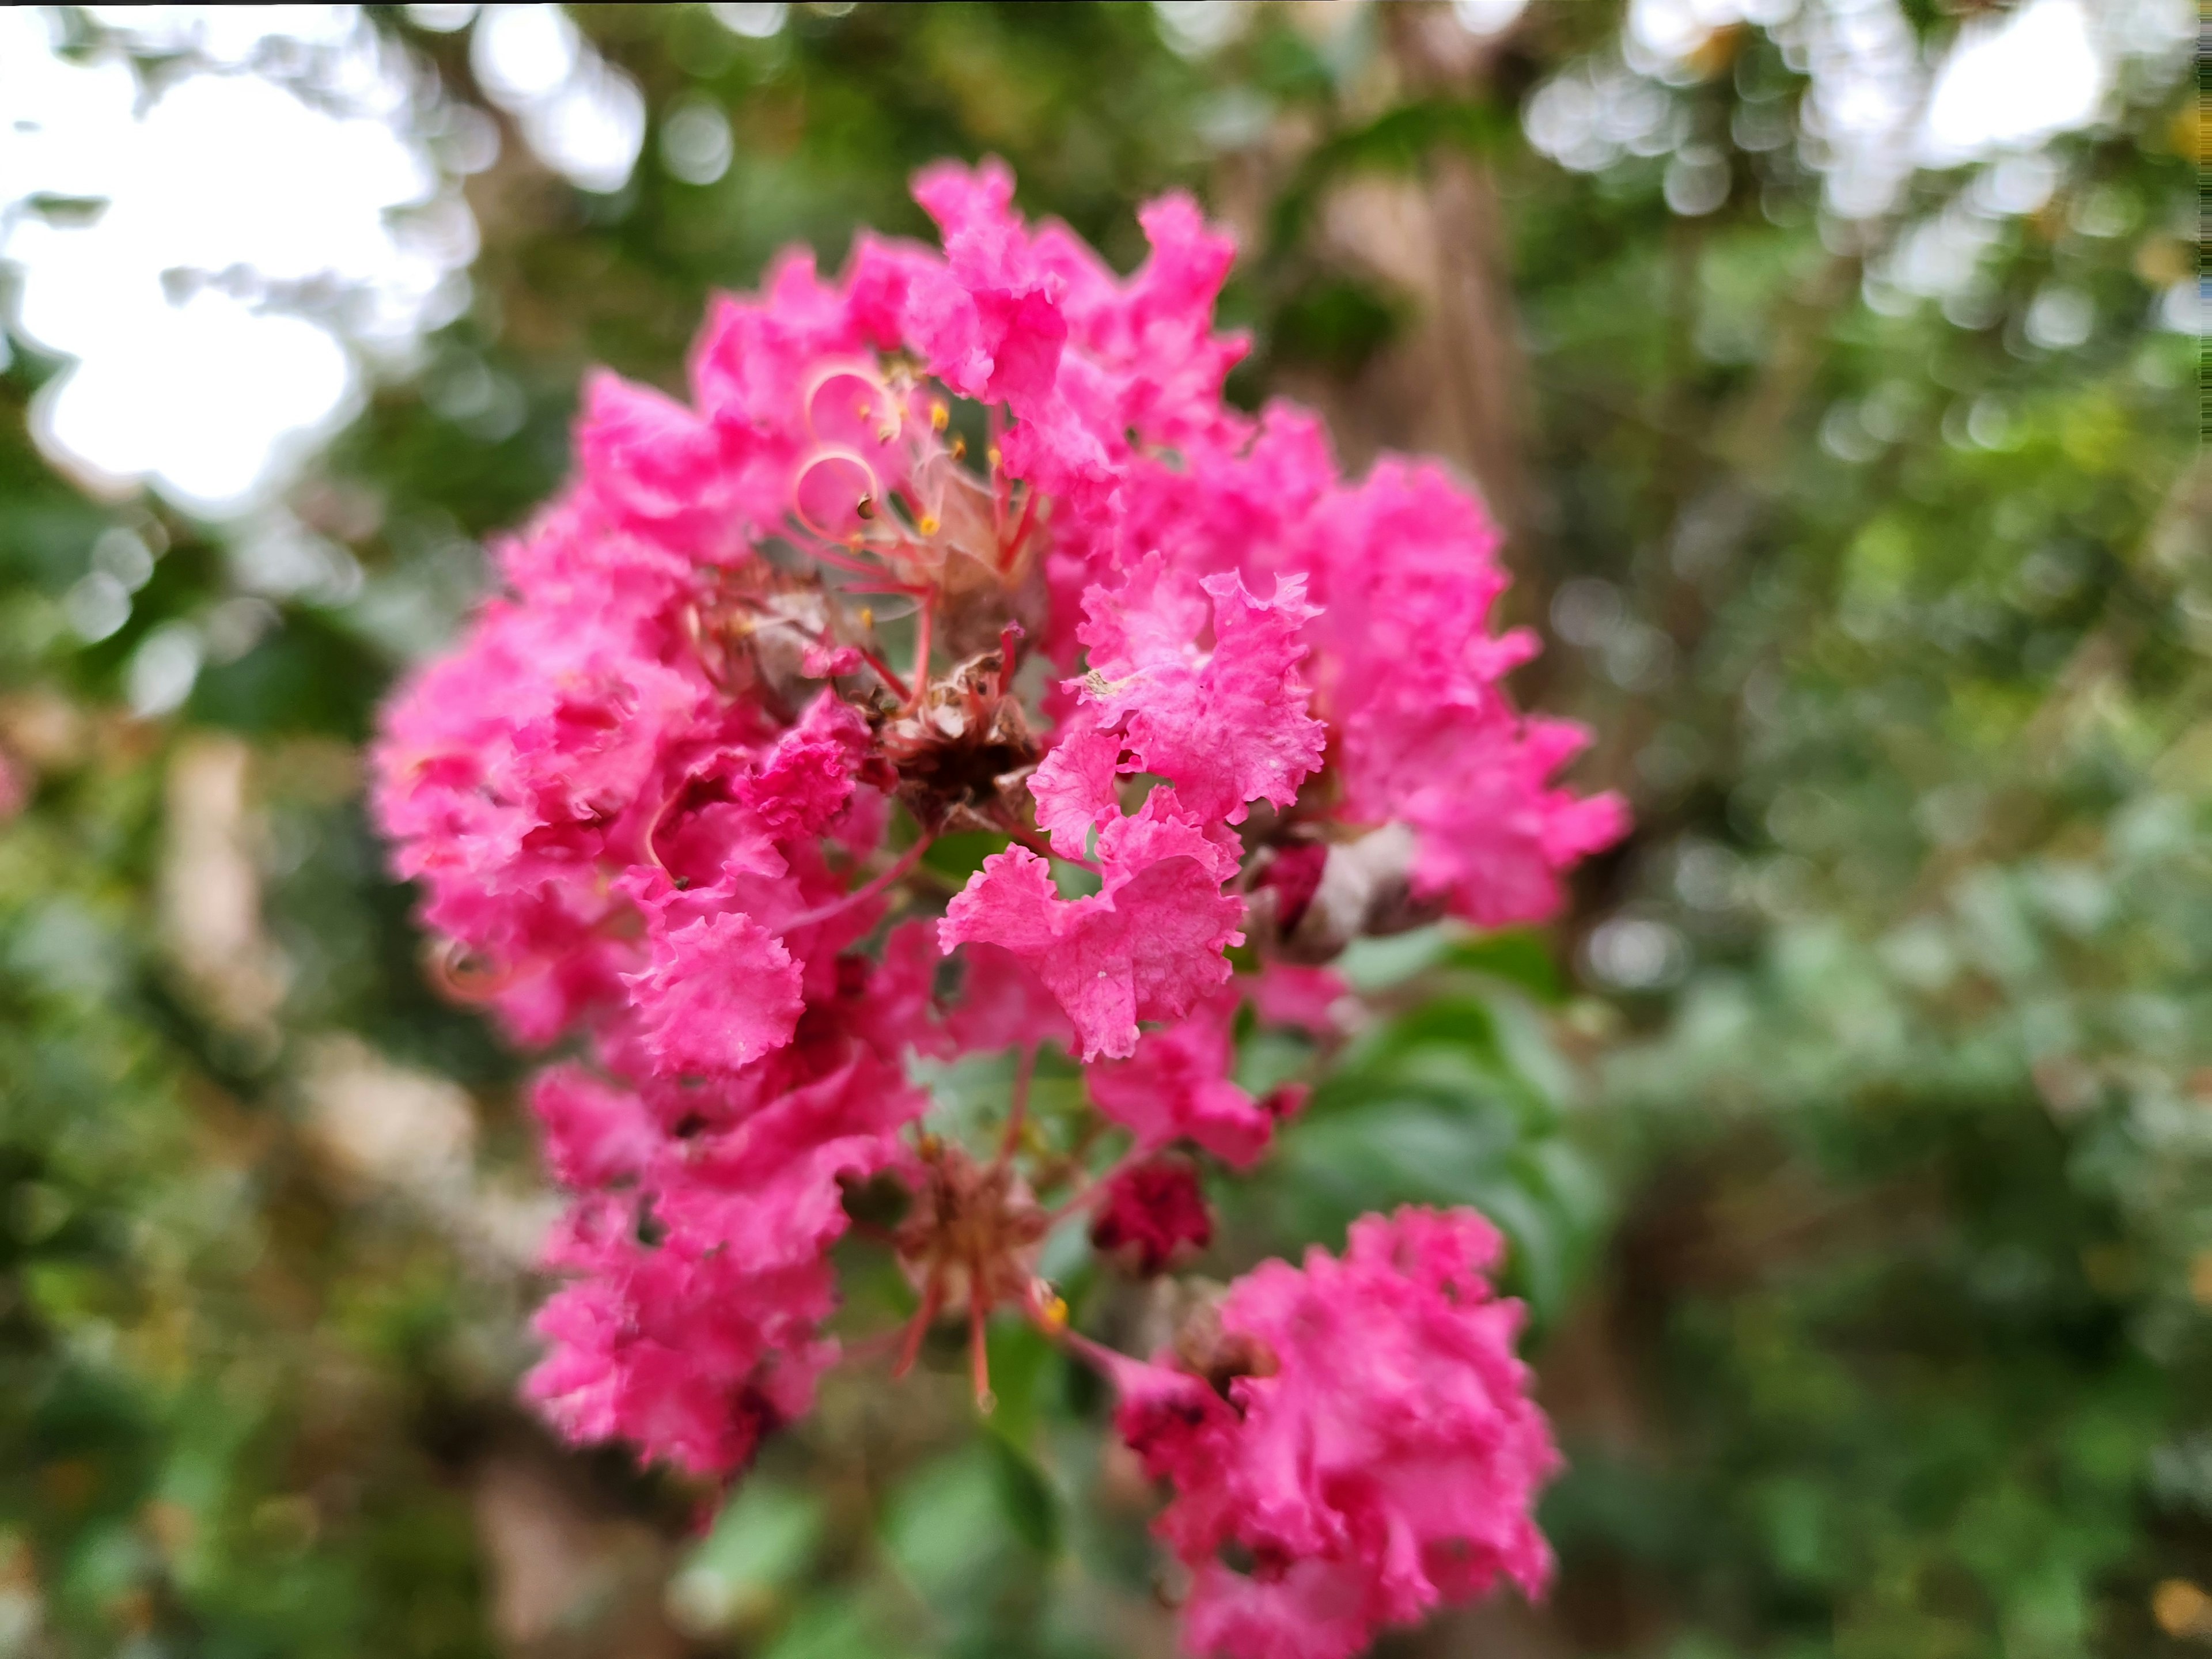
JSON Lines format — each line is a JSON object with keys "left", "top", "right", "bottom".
{"left": 0, "top": 3, "right": 2203, "bottom": 1656}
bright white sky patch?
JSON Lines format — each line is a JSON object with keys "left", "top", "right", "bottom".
{"left": 1452, "top": 0, "right": 1530, "bottom": 39}
{"left": 1626, "top": 0, "right": 1800, "bottom": 68}
{"left": 471, "top": 4, "right": 645, "bottom": 196}
{"left": 1921, "top": 0, "right": 2105, "bottom": 166}
{"left": 0, "top": 7, "right": 473, "bottom": 517}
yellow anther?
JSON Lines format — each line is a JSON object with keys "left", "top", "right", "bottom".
{"left": 858, "top": 607, "right": 875, "bottom": 631}
{"left": 929, "top": 400, "right": 949, "bottom": 432}
{"left": 1039, "top": 1293, "right": 1069, "bottom": 1334}
{"left": 854, "top": 399, "right": 872, "bottom": 420}
{"left": 949, "top": 435, "right": 967, "bottom": 460}
{"left": 918, "top": 514, "right": 940, "bottom": 536}
{"left": 987, "top": 445, "right": 1003, "bottom": 470}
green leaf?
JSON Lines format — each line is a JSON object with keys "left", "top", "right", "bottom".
{"left": 1444, "top": 930, "right": 1567, "bottom": 1005}
{"left": 676, "top": 1478, "right": 825, "bottom": 1632}
{"left": 983, "top": 1432, "right": 1061, "bottom": 1558}
{"left": 922, "top": 831, "right": 1010, "bottom": 882}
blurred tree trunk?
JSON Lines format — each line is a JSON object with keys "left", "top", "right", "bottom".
{"left": 1378, "top": 1, "right": 1542, "bottom": 557}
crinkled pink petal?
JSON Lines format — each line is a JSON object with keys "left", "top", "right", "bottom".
{"left": 1104, "top": 1206, "right": 1558, "bottom": 1659}
{"left": 939, "top": 812, "right": 1244, "bottom": 1062}
{"left": 1075, "top": 556, "right": 1324, "bottom": 824}
{"left": 1291, "top": 459, "right": 1627, "bottom": 926}
{"left": 653, "top": 1055, "right": 923, "bottom": 1265}
{"left": 1078, "top": 550, "right": 1210, "bottom": 681}
{"left": 1397, "top": 717, "right": 1628, "bottom": 927}
{"left": 1249, "top": 963, "right": 1348, "bottom": 1037}
{"left": 945, "top": 941, "right": 1077, "bottom": 1055}
{"left": 942, "top": 789, "right": 1244, "bottom": 1060}
{"left": 1085, "top": 991, "right": 1275, "bottom": 1168}
{"left": 1184, "top": 1559, "right": 1375, "bottom": 1659}
{"left": 906, "top": 158, "right": 1068, "bottom": 412}
{"left": 626, "top": 910, "right": 803, "bottom": 1078}
{"left": 575, "top": 369, "right": 740, "bottom": 558}
{"left": 738, "top": 692, "right": 871, "bottom": 840}
{"left": 801, "top": 641, "right": 862, "bottom": 677}
{"left": 1092, "top": 785, "right": 1243, "bottom": 885}
{"left": 525, "top": 1056, "right": 921, "bottom": 1478}
{"left": 531, "top": 1065, "right": 657, "bottom": 1190}
{"left": 1028, "top": 708, "right": 1124, "bottom": 859}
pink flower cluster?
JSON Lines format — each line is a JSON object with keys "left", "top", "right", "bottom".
{"left": 372, "top": 160, "right": 1619, "bottom": 1655}
{"left": 1097, "top": 1209, "right": 1556, "bottom": 1659}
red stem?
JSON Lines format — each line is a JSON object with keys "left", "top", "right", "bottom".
{"left": 994, "top": 1045, "right": 1036, "bottom": 1168}
{"left": 1001, "top": 483, "right": 1039, "bottom": 573}
{"left": 988, "top": 406, "right": 1009, "bottom": 541}
{"left": 852, "top": 643, "right": 912, "bottom": 703}
{"left": 1044, "top": 1143, "right": 1146, "bottom": 1226}
{"left": 789, "top": 532, "right": 889, "bottom": 581}
{"left": 777, "top": 837, "right": 933, "bottom": 935}
{"left": 969, "top": 1277, "right": 995, "bottom": 1414}
{"left": 892, "top": 1264, "right": 945, "bottom": 1381}
{"left": 993, "top": 813, "right": 1098, "bottom": 873}
{"left": 994, "top": 620, "right": 1025, "bottom": 697}
{"left": 905, "top": 602, "right": 934, "bottom": 713}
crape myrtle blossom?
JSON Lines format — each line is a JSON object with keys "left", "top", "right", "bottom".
{"left": 372, "top": 158, "right": 1621, "bottom": 1655}
{"left": 1088, "top": 1207, "right": 1557, "bottom": 1659}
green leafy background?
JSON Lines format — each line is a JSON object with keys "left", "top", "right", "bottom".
{"left": 0, "top": 3, "right": 2203, "bottom": 1656}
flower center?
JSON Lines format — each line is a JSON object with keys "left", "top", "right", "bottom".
{"left": 887, "top": 1135, "right": 1054, "bottom": 1412}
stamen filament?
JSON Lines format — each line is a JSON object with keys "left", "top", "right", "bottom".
{"left": 786, "top": 531, "right": 895, "bottom": 582}
{"left": 791, "top": 447, "right": 885, "bottom": 543}
{"left": 892, "top": 1263, "right": 945, "bottom": 1380}
{"left": 969, "top": 1278, "right": 995, "bottom": 1414}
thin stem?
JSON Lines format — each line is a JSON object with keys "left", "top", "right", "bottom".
{"left": 892, "top": 1263, "right": 945, "bottom": 1381}
{"left": 745, "top": 607, "right": 913, "bottom": 701}
{"left": 994, "top": 1045, "right": 1036, "bottom": 1169}
{"left": 904, "top": 602, "right": 934, "bottom": 713}
{"left": 790, "top": 536, "right": 886, "bottom": 580}
{"left": 1001, "top": 483, "right": 1040, "bottom": 573}
{"left": 1030, "top": 1116, "right": 1108, "bottom": 1199}
{"left": 850, "top": 643, "right": 912, "bottom": 703}
{"left": 838, "top": 1324, "right": 913, "bottom": 1366}
{"left": 777, "top": 837, "right": 933, "bottom": 935}
{"left": 1055, "top": 1326, "right": 1132, "bottom": 1380}
{"left": 968, "top": 1277, "right": 995, "bottom": 1414}
{"left": 790, "top": 448, "right": 885, "bottom": 544}
{"left": 992, "top": 810, "right": 1097, "bottom": 873}
{"left": 987, "top": 405, "right": 1009, "bottom": 543}
{"left": 1044, "top": 1144, "right": 1146, "bottom": 1226}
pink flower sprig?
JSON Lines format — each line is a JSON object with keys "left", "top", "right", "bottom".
{"left": 371, "top": 158, "right": 1621, "bottom": 1658}
{"left": 1084, "top": 1207, "right": 1558, "bottom": 1659}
